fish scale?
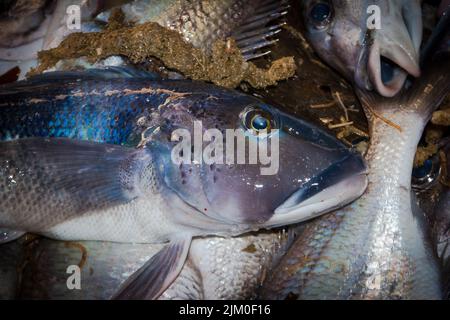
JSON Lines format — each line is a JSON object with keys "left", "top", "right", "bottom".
{"left": 260, "top": 56, "right": 450, "bottom": 299}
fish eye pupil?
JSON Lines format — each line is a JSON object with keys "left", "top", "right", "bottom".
{"left": 251, "top": 115, "right": 269, "bottom": 130}
{"left": 310, "top": 3, "right": 331, "bottom": 22}
{"left": 412, "top": 159, "right": 433, "bottom": 179}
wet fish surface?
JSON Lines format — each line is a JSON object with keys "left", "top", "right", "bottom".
{"left": 259, "top": 46, "right": 450, "bottom": 300}
{"left": 15, "top": 229, "right": 293, "bottom": 299}
{"left": 0, "top": 68, "right": 367, "bottom": 298}
{"left": 300, "top": 0, "right": 423, "bottom": 97}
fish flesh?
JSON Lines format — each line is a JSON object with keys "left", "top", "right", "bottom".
{"left": 259, "top": 48, "right": 450, "bottom": 299}
{"left": 300, "top": 0, "right": 423, "bottom": 97}
{"left": 0, "top": 67, "right": 367, "bottom": 299}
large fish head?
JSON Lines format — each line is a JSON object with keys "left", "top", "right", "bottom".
{"left": 301, "top": 0, "right": 422, "bottom": 97}
{"left": 145, "top": 86, "right": 367, "bottom": 234}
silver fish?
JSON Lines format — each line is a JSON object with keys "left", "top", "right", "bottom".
{"left": 97, "top": 0, "right": 288, "bottom": 59}
{"left": 259, "top": 49, "right": 450, "bottom": 300}
{"left": 433, "top": 141, "right": 450, "bottom": 298}
{"left": 300, "top": 0, "right": 423, "bottom": 97}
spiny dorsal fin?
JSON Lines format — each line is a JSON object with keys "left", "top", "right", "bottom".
{"left": 232, "top": 0, "right": 290, "bottom": 61}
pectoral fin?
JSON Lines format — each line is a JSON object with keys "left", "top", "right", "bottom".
{"left": 0, "top": 138, "right": 150, "bottom": 230}
{"left": 112, "top": 236, "right": 191, "bottom": 300}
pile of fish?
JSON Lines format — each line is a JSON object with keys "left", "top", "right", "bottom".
{"left": 0, "top": 0, "right": 449, "bottom": 300}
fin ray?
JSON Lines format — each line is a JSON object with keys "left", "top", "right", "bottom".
{"left": 112, "top": 236, "right": 191, "bottom": 300}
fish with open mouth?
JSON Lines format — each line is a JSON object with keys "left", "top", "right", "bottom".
{"left": 300, "top": 0, "right": 423, "bottom": 97}
{"left": 0, "top": 67, "right": 367, "bottom": 299}
{"left": 12, "top": 229, "right": 294, "bottom": 299}
{"left": 259, "top": 40, "right": 450, "bottom": 300}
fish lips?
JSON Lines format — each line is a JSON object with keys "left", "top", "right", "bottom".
{"left": 355, "top": 41, "right": 421, "bottom": 98}
{"left": 265, "top": 152, "right": 368, "bottom": 228}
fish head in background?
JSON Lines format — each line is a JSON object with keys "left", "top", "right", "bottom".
{"left": 300, "top": 0, "right": 422, "bottom": 97}
{"left": 144, "top": 87, "right": 368, "bottom": 234}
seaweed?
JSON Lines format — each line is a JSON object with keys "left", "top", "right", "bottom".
{"left": 28, "top": 18, "right": 296, "bottom": 89}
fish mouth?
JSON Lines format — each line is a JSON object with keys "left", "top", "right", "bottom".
{"left": 265, "top": 153, "right": 367, "bottom": 228}
{"left": 354, "top": 2, "right": 422, "bottom": 97}
{"left": 366, "top": 42, "right": 420, "bottom": 97}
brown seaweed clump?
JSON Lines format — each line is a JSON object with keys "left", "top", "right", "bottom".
{"left": 28, "top": 21, "right": 296, "bottom": 89}
{"left": 431, "top": 109, "right": 450, "bottom": 126}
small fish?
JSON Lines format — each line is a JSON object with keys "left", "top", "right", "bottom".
{"left": 300, "top": 0, "right": 423, "bottom": 97}
{"left": 0, "top": 67, "right": 367, "bottom": 299}
{"left": 259, "top": 45, "right": 450, "bottom": 299}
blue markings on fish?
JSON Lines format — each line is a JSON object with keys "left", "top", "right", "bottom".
{"left": 0, "top": 67, "right": 367, "bottom": 299}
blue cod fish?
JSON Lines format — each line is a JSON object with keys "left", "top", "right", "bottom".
{"left": 0, "top": 68, "right": 367, "bottom": 299}
{"left": 300, "top": 0, "right": 423, "bottom": 97}
{"left": 259, "top": 43, "right": 450, "bottom": 300}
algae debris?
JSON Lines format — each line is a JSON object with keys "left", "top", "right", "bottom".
{"left": 28, "top": 20, "right": 296, "bottom": 89}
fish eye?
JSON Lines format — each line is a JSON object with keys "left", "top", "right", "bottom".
{"left": 241, "top": 106, "right": 277, "bottom": 135}
{"left": 251, "top": 115, "right": 270, "bottom": 131}
{"left": 412, "top": 156, "right": 441, "bottom": 191}
{"left": 309, "top": 1, "right": 333, "bottom": 28}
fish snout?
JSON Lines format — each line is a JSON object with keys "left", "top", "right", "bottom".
{"left": 366, "top": 0, "right": 422, "bottom": 97}
{"left": 264, "top": 150, "right": 368, "bottom": 228}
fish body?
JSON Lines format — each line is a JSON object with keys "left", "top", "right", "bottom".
{"left": 0, "top": 69, "right": 367, "bottom": 298}
{"left": 300, "top": 0, "right": 423, "bottom": 97}
{"left": 260, "top": 53, "right": 450, "bottom": 300}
